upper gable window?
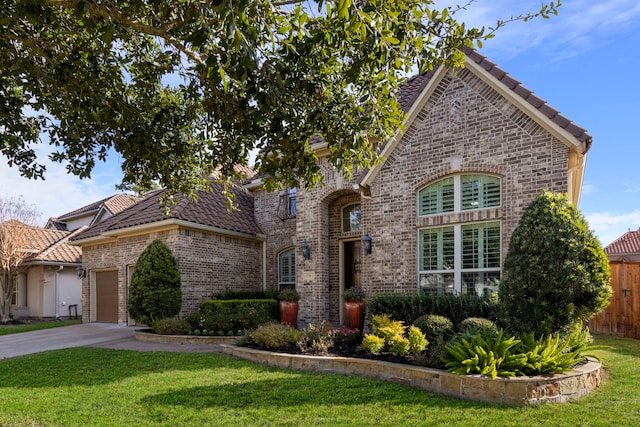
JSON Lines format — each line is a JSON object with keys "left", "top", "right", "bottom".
{"left": 419, "top": 174, "right": 500, "bottom": 216}
{"left": 342, "top": 204, "right": 361, "bottom": 232}
{"left": 277, "top": 187, "right": 297, "bottom": 220}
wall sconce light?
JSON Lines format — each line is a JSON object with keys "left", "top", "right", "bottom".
{"left": 76, "top": 265, "right": 86, "bottom": 279}
{"left": 300, "top": 239, "right": 311, "bottom": 260}
{"left": 362, "top": 232, "right": 372, "bottom": 255}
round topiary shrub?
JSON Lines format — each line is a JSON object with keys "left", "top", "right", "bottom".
{"left": 129, "top": 239, "right": 182, "bottom": 325}
{"left": 499, "top": 190, "right": 612, "bottom": 337}
{"left": 413, "top": 314, "right": 454, "bottom": 340}
{"left": 458, "top": 317, "right": 498, "bottom": 335}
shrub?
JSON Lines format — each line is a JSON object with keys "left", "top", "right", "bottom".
{"left": 499, "top": 190, "right": 612, "bottom": 337}
{"left": 213, "top": 289, "right": 280, "bottom": 300}
{"left": 368, "top": 292, "right": 499, "bottom": 327}
{"left": 443, "top": 329, "right": 527, "bottom": 379}
{"left": 361, "top": 314, "right": 428, "bottom": 357}
{"left": 151, "top": 317, "right": 190, "bottom": 335}
{"left": 244, "top": 322, "right": 301, "bottom": 351}
{"left": 278, "top": 288, "right": 300, "bottom": 302}
{"left": 199, "top": 299, "right": 278, "bottom": 329}
{"left": 413, "top": 314, "right": 454, "bottom": 341}
{"left": 459, "top": 317, "right": 498, "bottom": 335}
{"left": 128, "top": 239, "right": 182, "bottom": 324}
{"left": 297, "top": 320, "right": 335, "bottom": 355}
{"left": 360, "top": 334, "right": 385, "bottom": 353}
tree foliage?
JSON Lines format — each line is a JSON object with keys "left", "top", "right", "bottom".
{"left": 499, "top": 190, "right": 612, "bottom": 337}
{"left": 0, "top": 197, "right": 40, "bottom": 322}
{"left": 1, "top": 0, "right": 560, "bottom": 201}
{"left": 128, "top": 239, "right": 182, "bottom": 324}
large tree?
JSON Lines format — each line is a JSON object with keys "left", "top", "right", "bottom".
{"left": 0, "top": 197, "right": 40, "bottom": 323}
{"left": 1, "top": 0, "right": 560, "bottom": 201}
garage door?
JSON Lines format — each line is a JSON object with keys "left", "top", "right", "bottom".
{"left": 95, "top": 270, "right": 119, "bottom": 323}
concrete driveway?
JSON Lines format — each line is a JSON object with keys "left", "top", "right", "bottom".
{"left": 0, "top": 323, "right": 136, "bottom": 359}
{"left": 0, "top": 323, "right": 223, "bottom": 359}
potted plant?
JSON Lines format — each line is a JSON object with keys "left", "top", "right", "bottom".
{"left": 278, "top": 288, "right": 300, "bottom": 328}
{"left": 343, "top": 287, "right": 366, "bottom": 333}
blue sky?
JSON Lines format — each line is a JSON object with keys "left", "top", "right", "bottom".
{"left": 2, "top": 0, "right": 639, "bottom": 246}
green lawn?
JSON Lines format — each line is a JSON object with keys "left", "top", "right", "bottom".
{"left": 0, "top": 334, "right": 637, "bottom": 426}
{"left": 0, "top": 319, "right": 81, "bottom": 336}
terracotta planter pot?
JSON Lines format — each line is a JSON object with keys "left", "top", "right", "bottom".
{"left": 343, "top": 301, "right": 365, "bottom": 333}
{"left": 279, "top": 300, "right": 299, "bottom": 328}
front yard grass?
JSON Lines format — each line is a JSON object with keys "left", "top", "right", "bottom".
{"left": 0, "top": 319, "right": 81, "bottom": 336}
{"left": 0, "top": 334, "right": 637, "bottom": 426}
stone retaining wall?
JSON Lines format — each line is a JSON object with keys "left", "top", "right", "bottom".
{"left": 221, "top": 345, "right": 602, "bottom": 405}
{"left": 134, "top": 330, "right": 240, "bottom": 345}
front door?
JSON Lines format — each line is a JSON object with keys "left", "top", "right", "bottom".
{"left": 341, "top": 240, "right": 362, "bottom": 323}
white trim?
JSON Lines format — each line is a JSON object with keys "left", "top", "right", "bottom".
{"left": 70, "top": 218, "right": 266, "bottom": 245}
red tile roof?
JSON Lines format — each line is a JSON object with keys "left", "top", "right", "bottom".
{"left": 605, "top": 229, "right": 640, "bottom": 255}
{"left": 71, "top": 182, "right": 262, "bottom": 242}
{"left": 1, "top": 221, "right": 82, "bottom": 264}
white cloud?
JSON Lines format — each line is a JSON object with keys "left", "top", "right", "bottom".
{"left": 435, "top": 0, "right": 640, "bottom": 58}
{"left": 585, "top": 210, "right": 640, "bottom": 247}
{"left": 0, "top": 154, "right": 122, "bottom": 226}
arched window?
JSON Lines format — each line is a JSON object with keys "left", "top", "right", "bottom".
{"left": 418, "top": 174, "right": 500, "bottom": 215}
{"left": 278, "top": 248, "right": 296, "bottom": 290}
{"left": 418, "top": 174, "right": 501, "bottom": 296}
{"left": 342, "top": 204, "right": 361, "bottom": 232}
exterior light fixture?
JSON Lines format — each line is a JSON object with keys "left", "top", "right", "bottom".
{"left": 300, "top": 239, "right": 311, "bottom": 260}
{"left": 76, "top": 265, "right": 86, "bottom": 279}
{"left": 362, "top": 232, "right": 372, "bottom": 255}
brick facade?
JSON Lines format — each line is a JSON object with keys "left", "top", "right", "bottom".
{"left": 79, "top": 59, "right": 586, "bottom": 328}
{"left": 81, "top": 227, "right": 262, "bottom": 325}
{"left": 263, "top": 66, "right": 576, "bottom": 326}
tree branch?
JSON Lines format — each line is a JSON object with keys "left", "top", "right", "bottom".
{"left": 45, "top": 0, "right": 206, "bottom": 65}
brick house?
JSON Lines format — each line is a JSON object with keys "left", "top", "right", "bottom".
{"left": 71, "top": 48, "right": 592, "bottom": 326}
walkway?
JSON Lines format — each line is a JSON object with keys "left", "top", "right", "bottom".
{"left": 0, "top": 323, "right": 222, "bottom": 359}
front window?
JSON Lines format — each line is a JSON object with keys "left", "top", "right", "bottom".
{"left": 418, "top": 174, "right": 501, "bottom": 296}
{"left": 278, "top": 249, "right": 296, "bottom": 290}
{"left": 342, "top": 204, "right": 361, "bottom": 232}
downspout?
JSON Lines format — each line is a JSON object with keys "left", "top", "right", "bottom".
{"left": 54, "top": 265, "right": 63, "bottom": 320}
{"left": 262, "top": 241, "right": 267, "bottom": 291}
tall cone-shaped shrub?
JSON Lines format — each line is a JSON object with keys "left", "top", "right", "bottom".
{"left": 129, "top": 239, "right": 182, "bottom": 324}
{"left": 499, "top": 190, "right": 611, "bottom": 337}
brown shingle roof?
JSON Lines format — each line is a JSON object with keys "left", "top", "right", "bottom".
{"left": 71, "top": 182, "right": 262, "bottom": 242}
{"left": 392, "top": 48, "right": 592, "bottom": 150}
{"left": 57, "top": 194, "right": 141, "bottom": 221}
{"left": 605, "top": 229, "right": 640, "bottom": 255}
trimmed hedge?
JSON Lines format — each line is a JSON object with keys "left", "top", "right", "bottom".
{"left": 367, "top": 292, "right": 499, "bottom": 327}
{"left": 212, "top": 289, "right": 281, "bottom": 300}
{"left": 195, "top": 299, "right": 279, "bottom": 333}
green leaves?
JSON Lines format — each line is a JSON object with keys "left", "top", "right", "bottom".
{"left": 1, "top": 0, "right": 560, "bottom": 200}
{"left": 499, "top": 191, "right": 612, "bottom": 337}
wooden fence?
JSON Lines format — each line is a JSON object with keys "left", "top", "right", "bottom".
{"left": 588, "top": 261, "right": 640, "bottom": 339}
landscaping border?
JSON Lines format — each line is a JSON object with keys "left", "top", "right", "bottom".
{"left": 221, "top": 344, "right": 602, "bottom": 405}
{"left": 134, "top": 329, "right": 240, "bottom": 345}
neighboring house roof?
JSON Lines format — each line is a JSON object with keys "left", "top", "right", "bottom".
{"left": 71, "top": 182, "right": 263, "bottom": 243}
{"left": 47, "top": 194, "right": 143, "bottom": 231}
{"left": 1, "top": 221, "right": 83, "bottom": 265}
{"left": 604, "top": 229, "right": 640, "bottom": 256}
